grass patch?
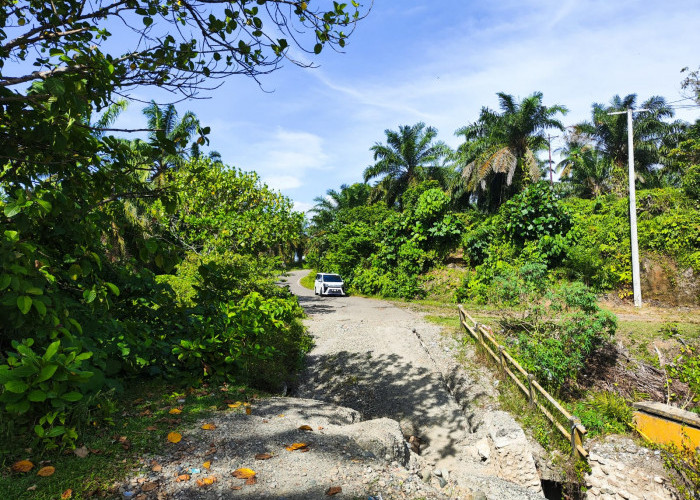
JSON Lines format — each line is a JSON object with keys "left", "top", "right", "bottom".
{"left": 0, "top": 380, "right": 263, "bottom": 500}
{"left": 617, "top": 320, "right": 700, "bottom": 366}
{"left": 299, "top": 269, "right": 316, "bottom": 290}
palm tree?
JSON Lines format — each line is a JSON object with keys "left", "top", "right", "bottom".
{"left": 142, "top": 101, "right": 200, "bottom": 183}
{"left": 310, "top": 183, "right": 371, "bottom": 229}
{"left": 556, "top": 134, "right": 613, "bottom": 198}
{"left": 363, "top": 123, "right": 450, "bottom": 209}
{"left": 574, "top": 94, "right": 678, "bottom": 191}
{"left": 455, "top": 92, "right": 567, "bottom": 211}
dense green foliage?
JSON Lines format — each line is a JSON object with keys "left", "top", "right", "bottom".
{"left": 1, "top": 0, "right": 366, "bottom": 450}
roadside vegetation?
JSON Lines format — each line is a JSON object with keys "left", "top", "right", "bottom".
{"left": 307, "top": 82, "right": 700, "bottom": 496}
{"left": 1, "top": 0, "right": 699, "bottom": 496}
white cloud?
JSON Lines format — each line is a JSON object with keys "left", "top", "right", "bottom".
{"left": 263, "top": 175, "right": 303, "bottom": 191}
{"left": 292, "top": 200, "right": 314, "bottom": 214}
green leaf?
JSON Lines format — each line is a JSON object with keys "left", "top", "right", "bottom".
{"left": 36, "top": 199, "right": 52, "bottom": 213}
{"left": 17, "top": 295, "right": 32, "bottom": 314}
{"left": 0, "top": 274, "right": 10, "bottom": 290}
{"left": 83, "top": 289, "right": 97, "bottom": 303}
{"left": 4, "top": 380, "right": 29, "bottom": 393}
{"left": 314, "top": 43, "right": 322, "bottom": 54}
{"left": 33, "top": 299, "right": 47, "bottom": 316}
{"left": 26, "top": 286, "right": 43, "bottom": 295}
{"left": 43, "top": 341, "right": 60, "bottom": 362}
{"left": 105, "top": 282, "right": 120, "bottom": 296}
{"left": 4, "top": 203, "right": 21, "bottom": 218}
{"left": 36, "top": 364, "right": 59, "bottom": 383}
{"left": 7, "top": 399, "right": 30, "bottom": 414}
{"left": 34, "top": 425, "right": 45, "bottom": 437}
{"left": 46, "top": 425, "right": 66, "bottom": 437}
{"left": 28, "top": 390, "right": 47, "bottom": 402}
{"left": 61, "top": 391, "right": 83, "bottom": 402}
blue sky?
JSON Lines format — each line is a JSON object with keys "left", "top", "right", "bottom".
{"left": 113, "top": 0, "right": 700, "bottom": 213}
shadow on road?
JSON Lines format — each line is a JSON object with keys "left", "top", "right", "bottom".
{"left": 296, "top": 296, "right": 341, "bottom": 316}
{"left": 295, "top": 350, "right": 467, "bottom": 461}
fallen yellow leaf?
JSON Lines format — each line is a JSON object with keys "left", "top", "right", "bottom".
{"left": 37, "top": 466, "right": 55, "bottom": 477}
{"left": 298, "top": 425, "right": 313, "bottom": 431}
{"left": 196, "top": 477, "right": 217, "bottom": 487}
{"left": 231, "top": 468, "right": 256, "bottom": 479}
{"left": 61, "top": 489, "right": 73, "bottom": 499}
{"left": 201, "top": 423, "right": 216, "bottom": 430}
{"left": 202, "top": 461, "right": 211, "bottom": 469}
{"left": 167, "top": 432, "right": 182, "bottom": 443}
{"left": 245, "top": 407, "right": 252, "bottom": 415}
{"left": 228, "top": 401, "right": 242, "bottom": 409}
{"left": 175, "top": 474, "right": 190, "bottom": 482}
{"left": 11, "top": 460, "right": 34, "bottom": 473}
{"left": 285, "top": 442, "right": 309, "bottom": 452}
{"left": 168, "top": 408, "right": 182, "bottom": 415}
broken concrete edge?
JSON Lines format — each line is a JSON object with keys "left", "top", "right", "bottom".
{"left": 633, "top": 401, "right": 700, "bottom": 429}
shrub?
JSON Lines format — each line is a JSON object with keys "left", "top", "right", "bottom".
{"left": 682, "top": 164, "right": 700, "bottom": 200}
{"left": 570, "top": 392, "right": 632, "bottom": 437}
{"left": 502, "top": 282, "right": 617, "bottom": 391}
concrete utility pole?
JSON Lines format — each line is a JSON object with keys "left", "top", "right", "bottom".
{"left": 547, "top": 134, "right": 559, "bottom": 186}
{"left": 608, "top": 108, "right": 649, "bottom": 308}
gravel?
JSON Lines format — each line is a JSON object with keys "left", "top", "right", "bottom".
{"left": 115, "top": 270, "right": 544, "bottom": 499}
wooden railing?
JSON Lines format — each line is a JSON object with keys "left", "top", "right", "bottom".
{"left": 458, "top": 305, "right": 588, "bottom": 459}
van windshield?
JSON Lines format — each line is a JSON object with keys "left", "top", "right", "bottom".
{"left": 323, "top": 275, "right": 342, "bottom": 283}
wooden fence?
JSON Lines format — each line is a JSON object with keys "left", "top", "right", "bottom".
{"left": 458, "top": 305, "right": 588, "bottom": 459}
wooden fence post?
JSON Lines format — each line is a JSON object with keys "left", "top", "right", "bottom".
{"left": 475, "top": 322, "right": 482, "bottom": 345}
{"left": 527, "top": 373, "right": 535, "bottom": 406}
{"left": 570, "top": 417, "right": 583, "bottom": 460}
{"left": 499, "top": 345, "right": 506, "bottom": 375}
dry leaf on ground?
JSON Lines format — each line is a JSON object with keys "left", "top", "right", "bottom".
{"left": 254, "top": 453, "right": 273, "bottom": 460}
{"left": 231, "top": 468, "right": 256, "bottom": 479}
{"left": 74, "top": 446, "right": 89, "bottom": 458}
{"left": 202, "top": 461, "right": 211, "bottom": 469}
{"left": 61, "top": 489, "right": 73, "bottom": 499}
{"left": 196, "top": 477, "right": 217, "bottom": 487}
{"left": 117, "top": 436, "right": 131, "bottom": 450}
{"left": 141, "top": 482, "right": 158, "bottom": 492}
{"left": 26, "top": 485, "right": 37, "bottom": 491}
{"left": 298, "top": 425, "right": 313, "bottom": 431}
{"left": 145, "top": 426, "right": 158, "bottom": 431}
{"left": 201, "top": 423, "right": 216, "bottom": 430}
{"left": 227, "top": 402, "right": 242, "bottom": 408}
{"left": 232, "top": 485, "right": 242, "bottom": 490}
{"left": 175, "top": 474, "right": 190, "bottom": 482}
{"left": 151, "top": 464, "right": 162, "bottom": 472}
{"left": 168, "top": 408, "right": 182, "bottom": 415}
{"left": 37, "top": 466, "right": 55, "bottom": 477}
{"left": 245, "top": 407, "right": 252, "bottom": 415}
{"left": 326, "top": 486, "right": 342, "bottom": 496}
{"left": 285, "top": 442, "right": 309, "bottom": 452}
{"left": 167, "top": 432, "right": 182, "bottom": 443}
{"left": 245, "top": 476, "right": 257, "bottom": 485}
{"left": 11, "top": 460, "right": 34, "bottom": 473}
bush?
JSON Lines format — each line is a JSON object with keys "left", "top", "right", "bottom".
{"left": 683, "top": 164, "right": 700, "bottom": 200}
{"left": 501, "top": 282, "right": 617, "bottom": 391}
{"left": 570, "top": 392, "right": 632, "bottom": 437}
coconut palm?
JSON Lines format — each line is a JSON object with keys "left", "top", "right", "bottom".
{"left": 310, "top": 183, "right": 371, "bottom": 229}
{"left": 142, "top": 101, "right": 200, "bottom": 182}
{"left": 574, "top": 94, "right": 679, "bottom": 190}
{"left": 363, "top": 123, "right": 451, "bottom": 209}
{"left": 455, "top": 92, "right": 567, "bottom": 211}
{"left": 556, "top": 134, "right": 613, "bottom": 198}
